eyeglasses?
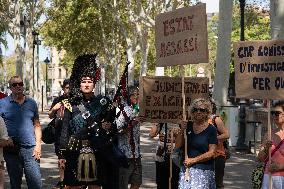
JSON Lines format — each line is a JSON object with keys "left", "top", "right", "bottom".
{"left": 271, "top": 111, "right": 283, "bottom": 117}
{"left": 191, "top": 107, "right": 208, "bottom": 113}
{"left": 11, "top": 82, "right": 24, "bottom": 87}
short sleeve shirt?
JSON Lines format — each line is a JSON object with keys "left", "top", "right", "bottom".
{"left": 0, "top": 95, "right": 39, "bottom": 146}
{"left": 186, "top": 122, "right": 218, "bottom": 170}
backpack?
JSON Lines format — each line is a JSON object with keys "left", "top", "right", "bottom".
{"left": 212, "top": 115, "right": 230, "bottom": 159}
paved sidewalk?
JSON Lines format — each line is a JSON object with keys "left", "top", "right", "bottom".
{"left": 223, "top": 150, "right": 257, "bottom": 189}
{"left": 4, "top": 112, "right": 257, "bottom": 188}
{"left": 141, "top": 123, "right": 258, "bottom": 189}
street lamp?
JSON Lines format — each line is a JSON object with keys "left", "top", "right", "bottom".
{"left": 43, "top": 57, "right": 50, "bottom": 111}
{"left": 236, "top": 0, "right": 249, "bottom": 150}
{"left": 44, "top": 57, "right": 50, "bottom": 94}
{"left": 32, "top": 30, "right": 41, "bottom": 97}
{"left": 240, "top": 0, "right": 245, "bottom": 41}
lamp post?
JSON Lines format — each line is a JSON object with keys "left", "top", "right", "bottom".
{"left": 236, "top": 0, "right": 249, "bottom": 150}
{"left": 32, "top": 30, "right": 41, "bottom": 98}
{"left": 44, "top": 57, "right": 50, "bottom": 96}
{"left": 44, "top": 57, "right": 50, "bottom": 112}
{"left": 240, "top": 0, "right": 245, "bottom": 41}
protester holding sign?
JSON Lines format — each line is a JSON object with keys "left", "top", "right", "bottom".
{"left": 139, "top": 76, "right": 209, "bottom": 123}
{"left": 258, "top": 101, "right": 284, "bottom": 189}
{"left": 149, "top": 123, "right": 180, "bottom": 189}
{"left": 116, "top": 86, "right": 143, "bottom": 189}
{"left": 176, "top": 98, "right": 217, "bottom": 189}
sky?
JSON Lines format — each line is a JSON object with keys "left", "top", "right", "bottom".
{"left": 201, "top": 0, "right": 219, "bottom": 13}
{"left": 2, "top": 0, "right": 219, "bottom": 60}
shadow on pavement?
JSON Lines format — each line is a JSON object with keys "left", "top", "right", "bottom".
{"left": 4, "top": 113, "right": 257, "bottom": 189}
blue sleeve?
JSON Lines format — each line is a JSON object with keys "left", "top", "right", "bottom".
{"left": 0, "top": 99, "right": 6, "bottom": 117}
{"left": 208, "top": 125, "right": 218, "bottom": 145}
{"left": 32, "top": 99, "right": 39, "bottom": 120}
{"left": 0, "top": 100, "right": 3, "bottom": 115}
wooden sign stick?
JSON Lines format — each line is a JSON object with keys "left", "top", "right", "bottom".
{"left": 267, "top": 100, "right": 272, "bottom": 189}
{"left": 180, "top": 65, "right": 189, "bottom": 181}
{"left": 169, "top": 129, "right": 174, "bottom": 189}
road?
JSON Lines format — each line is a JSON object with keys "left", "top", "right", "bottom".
{"left": 4, "top": 112, "right": 256, "bottom": 188}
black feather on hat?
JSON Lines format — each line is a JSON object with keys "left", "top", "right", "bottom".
{"left": 69, "top": 54, "right": 101, "bottom": 104}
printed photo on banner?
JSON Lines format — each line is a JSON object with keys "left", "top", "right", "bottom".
{"left": 155, "top": 3, "right": 208, "bottom": 66}
{"left": 139, "top": 76, "right": 209, "bottom": 123}
{"left": 234, "top": 40, "right": 284, "bottom": 99}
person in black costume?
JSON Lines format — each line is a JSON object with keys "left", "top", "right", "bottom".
{"left": 58, "top": 54, "right": 117, "bottom": 189}
{"left": 48, "top": 79, "right": 70, "bottom": 189}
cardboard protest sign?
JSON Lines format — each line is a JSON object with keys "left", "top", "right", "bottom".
{"left": 155, "top": 3, "right": 209, "bottom": 67}
{"left": 234, "top": 40, "right": 284, "bottom": 99}
{"left": 139, "top": 76, "right": 209, "bottom": 123}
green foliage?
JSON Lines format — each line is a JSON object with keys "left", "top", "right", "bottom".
{"left": 40, "top": 0, "right": 270, "bottom": 82}
{"left": 230, "top": 2, "right": 270, "bottom": 91}
{"left": 207, "top": 2, "right": 270, "bottom": 79}
{"left": 231, "top": 4, "right": 270, "bottom": 42}
{"left": 40, "top": 0, "right": 198, "bottom": 79}
{"left": 0, "top": 0, "right": 10, "bottom": 65}
{"left": 207, "top": 14, "right": 219, "bottom": 79}
{"left": 231, "top": 4, "right": 270, "bottom": 73}
{"left": 0, "top": 55, "right": 16, "bottom": 84}
{"left": 40, "top": 0, "right": 125, "bottom": 77}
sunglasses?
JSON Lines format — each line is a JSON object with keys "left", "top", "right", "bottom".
{"left": 271, "top": 111, "right": 283, "bottom": 117}
{"left": 11, "top": 82, "right": 24, "bottom": 87}
{"left": 192, "top": 107, "right": 208, "bottom": 113}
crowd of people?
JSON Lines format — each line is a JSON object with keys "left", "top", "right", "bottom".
{"left": 1, "top": 53, "right": 283, "bottom": 189}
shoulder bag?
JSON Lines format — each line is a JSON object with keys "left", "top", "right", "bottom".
{"left": 251, "top": 139, "right": 284, "bottom": 189}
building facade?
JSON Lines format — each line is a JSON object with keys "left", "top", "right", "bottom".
{"left": 48, "top": 47, "right": 68, "bottom": 97}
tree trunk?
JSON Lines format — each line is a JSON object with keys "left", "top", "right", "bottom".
{"left": 14, "top": 0, "right": 23, "bottom": 78}
{"left": 126, "top": 46, "right": 135, "bottom": 86}
{"left": 270, "top": 0, "right": 284, "bottom": 39}
{"left": 212, "top": 0, "right": 233, "bottom": 106}
{"left": 100, "top": 63, "right": 106, "bottom": 96}
{"left": 139, "top": 28, "right": 149, "bottom": 76}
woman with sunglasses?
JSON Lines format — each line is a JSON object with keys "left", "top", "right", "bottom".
{"left": 176, "top": 98, "right": 218, "bottom": 189}
{"left": 258, "top": 101, "right": 284, "bottom": 189}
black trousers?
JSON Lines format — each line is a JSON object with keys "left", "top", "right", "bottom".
{"left": 155, "top": 157, "right": 179, "bottom": 189}
{"left": 102, "top": 162, "right": 119, "bottom": 189}
{"left": 215, "top": 155, "right": 226, "bottom": 189}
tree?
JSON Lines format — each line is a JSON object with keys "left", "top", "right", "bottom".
{"left": 0, "top": 0, "right": 12, "bottom": 65}
{"left": 40, "top": 0, "right": 196, "bottom": 89}
{"left": 205, "top": 2, "right": 270, "bottom": 102}
{"left": 212, "top": 0, "right": 233, "bottom": 106}
{"left": 270, "top": 0, "right": 284, "bottom": 39}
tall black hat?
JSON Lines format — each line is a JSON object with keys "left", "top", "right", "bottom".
{"left": 69, "top": 54, "right": 101, "bottom": 104}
